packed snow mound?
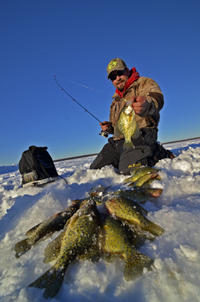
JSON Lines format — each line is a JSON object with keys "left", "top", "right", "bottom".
{"left": 1, "top": 139, "right": 200, "bottom": 302}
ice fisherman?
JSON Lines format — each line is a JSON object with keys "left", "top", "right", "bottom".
{"left": 90, "top": 58, "right": 173, "bottom": 175}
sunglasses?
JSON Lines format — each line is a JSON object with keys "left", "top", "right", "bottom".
{"left": 109, "top": 69, "right": 125, "bottom": 81}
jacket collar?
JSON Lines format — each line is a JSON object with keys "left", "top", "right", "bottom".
{"left": 114, "top": 67, "right": 140, "bottom": 98}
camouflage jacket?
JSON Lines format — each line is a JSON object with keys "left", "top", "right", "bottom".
{"left": 109, "top": 76, "right": 164, "bottom": 141}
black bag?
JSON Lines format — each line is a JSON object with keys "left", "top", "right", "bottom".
{"left": 19, "top": 146, "right": 59, "bottom": 187}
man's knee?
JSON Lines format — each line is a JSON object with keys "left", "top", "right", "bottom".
{"left": 90, "top": 153, "right": 104, "bottom": 169}
{"left": 118, "top": 145, "right": 152, "bottom": 175}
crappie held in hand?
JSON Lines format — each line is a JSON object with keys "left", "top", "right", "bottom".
{"left": 115, "top": 100, "right": 140, "bottom": 150}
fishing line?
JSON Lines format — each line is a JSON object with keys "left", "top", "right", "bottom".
{"left": 55, "top": 76, "right": 110, "bottom": 95}
{"left": 54, "top": 76, "right": 110, "bottom": 137}
{"left": 54, "top": 75, "right": 102, "bottom": 123}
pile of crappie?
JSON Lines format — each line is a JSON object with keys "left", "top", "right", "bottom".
{"left": 13, "top": 164, "right": 164, "bottom": 299}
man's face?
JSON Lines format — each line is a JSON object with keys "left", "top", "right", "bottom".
{"left": 109, "top": 68, "right": 130, "bottom": 91}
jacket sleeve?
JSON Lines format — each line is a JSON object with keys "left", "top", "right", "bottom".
{"left": 137, "top": 78, "right": 164, "bottom": 117}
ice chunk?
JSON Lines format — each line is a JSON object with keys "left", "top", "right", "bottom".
{"left": 180, "top": 244, "right": 198, "bottom": 260}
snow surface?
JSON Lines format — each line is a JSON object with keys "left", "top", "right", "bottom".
{"left": 1, "top": 139, "right": 200, "bottom": 302}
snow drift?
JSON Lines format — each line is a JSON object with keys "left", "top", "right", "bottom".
{"left": 1, "top": 139, "right": 200, "bottom": 302}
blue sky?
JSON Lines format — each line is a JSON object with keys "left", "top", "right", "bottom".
{"left": 1, "top": 0, "right": 200, "bottom": 166}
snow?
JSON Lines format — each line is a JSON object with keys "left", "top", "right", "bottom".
{"left": 1, "top": 139, "right": 200, "bottom": 302}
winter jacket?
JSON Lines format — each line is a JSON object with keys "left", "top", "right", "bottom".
{"left": 109, "top": 76, "right": 164, "bottom": 141}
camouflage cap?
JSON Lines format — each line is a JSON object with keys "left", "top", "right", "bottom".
{"left": 106, "top": 58, "right": 127, "bottom": 79}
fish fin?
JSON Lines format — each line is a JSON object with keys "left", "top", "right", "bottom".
{"left": 33, "top": 232, "right": 53, "bottom": 248}
{"left": 124, "top": 252, "right": 154, "bottom": 281}
{"left": 102, "top": 253, "right": 120, "bottom": 263}
{"left": 128, "top": 199, "right": 148, "bottom": 216}
{"left": 123, "top": 141, "right": 134, "bottom": 150}
{"left": 131, "top": 123, "right": 140, "bottom": 139}
{"left": 145, "top": 220, "right": 165, "bottom": 236}
{"left": 43, "top": 230, "right": 65, "bottom": 263}
{"left": 78, "top": 245, "right": 101, "bottom": 262}
{"left": 14, "top": 238, "right": 32, "bottom": 258}
{"left": 28, "top": 264, "right": 66, "bottom": 299}
{"left": 25, "top": 222, "right": 42, "bottom": 236}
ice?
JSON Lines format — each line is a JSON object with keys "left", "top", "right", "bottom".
{"left": 1, "top": 139, "right": 200, "bottom": 301}
{"left": 180, "top": 244, "right": 198, "bottom": 260}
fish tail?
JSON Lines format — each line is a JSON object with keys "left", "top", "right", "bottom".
{"left": 124, "top": 252, "right": 154, "bottom": 281}
{"left": 28, "top": 263, "right": 67, "bottom": 299}
{"left": 123, "top": 141, "right": 134, "bottom": 150}
{"left": 138, "top": 204, "right": 148, "bottom": 216}
{"left": 14, "top": 238, "right": 33, "bottom": 258}
{"left": 145, "top": 220, "right": 165, "bottom": 236}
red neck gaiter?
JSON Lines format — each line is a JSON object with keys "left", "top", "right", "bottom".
{"left": 115, "top": 67, "right": 140, "bottom": 98}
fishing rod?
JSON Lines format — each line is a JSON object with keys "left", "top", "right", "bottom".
{"left": 54, "top": 75, "right": 109, "bottom": 137}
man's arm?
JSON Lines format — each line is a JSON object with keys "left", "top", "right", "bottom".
{"left": 131, "top": 78, "right": 164, "bottom": 116}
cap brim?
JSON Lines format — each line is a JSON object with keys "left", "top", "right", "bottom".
{"left": 107, "top": 67, "right": 125, "bottom": 79}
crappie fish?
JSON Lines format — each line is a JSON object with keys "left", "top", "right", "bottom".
{"left": 127, "top": 171, "right": 159, "bottom": 187}
{"left": 123, "top": 166, "right": 159, "bottom": 184}
{"left": 133, "top": 171, "right": 159, "bottom": 187}
{"left": 29, "top": 200, "right": 100, "bottom": 299}
{"left": 105, "top": 196, "right": 165, "bottom": 236}
{"left": 99, "top": 214, "right": 153, "bottom": 280}
{"left": 115, "top": 188, "right": 163, "bottom": 204}
{"left": 115, "top": 100, "right": 140, "bottom": 150}
{"left": 14, "top": 201, "right": 80, "bottom": 258}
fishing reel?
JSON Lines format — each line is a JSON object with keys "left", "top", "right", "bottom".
{"left": 99, "top": 130, "right": 109, "bottom": 138}
{"left": 99, "top": 122, "right": 112, "bottom": 138}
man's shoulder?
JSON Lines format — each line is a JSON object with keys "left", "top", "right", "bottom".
{"left": 135, "top": 77, "right": 162, "bottom": 94}
{"left": 135, "top": 76, "right": 156, "bottom": 85}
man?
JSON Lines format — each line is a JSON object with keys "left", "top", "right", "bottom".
{"left": 90, "top": 58, "right": 173, "bottom": 175}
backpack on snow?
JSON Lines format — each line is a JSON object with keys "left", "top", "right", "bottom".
{"left": 19, "top": 145, "right": 59, "bottom": 187}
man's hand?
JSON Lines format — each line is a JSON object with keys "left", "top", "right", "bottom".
{"left": 100, "top": 121, "right": 111, "bottom": 131}
{"left": 131, "top": 96, "right": 148, "bottom": 115}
